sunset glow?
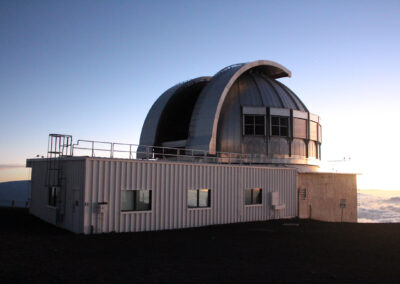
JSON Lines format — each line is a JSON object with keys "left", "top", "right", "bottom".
{"left": 1, "top": 1, "right": 399, "bottom": 190}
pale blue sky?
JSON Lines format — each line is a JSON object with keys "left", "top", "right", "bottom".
{"left": 1, "top": 1, "right": 399, "bottom": 188}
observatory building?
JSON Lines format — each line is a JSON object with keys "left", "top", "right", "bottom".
{"left": 26, "top": 60, "right": 357, "bottom": 234}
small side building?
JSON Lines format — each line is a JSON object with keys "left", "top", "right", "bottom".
{"left": 298, "top": 172, "right": 357, "bottom": 222}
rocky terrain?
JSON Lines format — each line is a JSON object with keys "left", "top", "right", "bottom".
{"left": 1, "top": 207, "right": 400, "bottom": 283}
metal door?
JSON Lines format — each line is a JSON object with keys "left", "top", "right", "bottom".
{"left": 71, "top": 189, "right": 81, "bottom": 233}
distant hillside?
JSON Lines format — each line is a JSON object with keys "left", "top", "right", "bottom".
{"left": 0, "top": 180, "right": 30, "bottom": 207}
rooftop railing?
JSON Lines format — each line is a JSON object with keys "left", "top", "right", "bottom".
{"left": 71, "top": 139, "right": 319, "bottom": 166}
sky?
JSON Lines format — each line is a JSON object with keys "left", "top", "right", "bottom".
{"left": 0, "top": 0, "right": 399, "bottom": 189}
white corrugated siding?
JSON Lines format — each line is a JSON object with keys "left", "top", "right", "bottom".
{"left": 28, "top": 159, "right": 85, "bottom": 233}
{"left": 84, "top": 159, "right": 297, "bottom": 234}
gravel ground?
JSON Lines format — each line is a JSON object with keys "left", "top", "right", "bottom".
{"left": 1, "top": 207, "right": 400, "bottom": 283}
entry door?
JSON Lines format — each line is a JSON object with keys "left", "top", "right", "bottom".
{"left": 71, "top": 189, "right": 81, "bottom": 233}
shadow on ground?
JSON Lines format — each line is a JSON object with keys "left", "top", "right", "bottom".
{"left": 1, "top": 207, "right": 400, "bottom": 283}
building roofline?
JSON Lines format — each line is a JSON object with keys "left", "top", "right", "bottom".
{"left": 26, "top": 156, "right": 88, "bottom": 167}
{"left": 27, "top": 156, "right": 301, "bottom": 171}
{"left": 299, "top": 171, "right": 361, "bottom": 175}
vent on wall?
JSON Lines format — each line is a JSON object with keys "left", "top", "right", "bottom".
{"left": 299, "top": 188, "right": 307, "bottom": 200}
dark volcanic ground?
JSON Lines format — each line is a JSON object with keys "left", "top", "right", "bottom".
{"left": 1, "top": 208, "right": 400, "bottom": 283}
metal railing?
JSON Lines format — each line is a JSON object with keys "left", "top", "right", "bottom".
{"left": 71, "top": 139, "right": 309, "bottom": 165}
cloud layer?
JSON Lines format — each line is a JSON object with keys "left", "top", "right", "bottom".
{"left": 358, "top": 192, "right": 400, "bottom": 223}
{"left": 0, "top": 164, "right": 26, "bottom": 170}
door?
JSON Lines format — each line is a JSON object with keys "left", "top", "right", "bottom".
{"left": 71, "top": 189, "right": 81, "bottom": 233}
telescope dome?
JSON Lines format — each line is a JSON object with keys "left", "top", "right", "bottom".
{"left": 139, "top": 60, "right": 321, "bottom": 168}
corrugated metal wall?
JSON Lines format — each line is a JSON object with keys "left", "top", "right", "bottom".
{"left": 28, "top": 159, "right": 85, "bottom": 233}
{"left": 29, "top": 160, "right": 55, "bottom": 224}
{"left": 84, "top": 158, "right": 297, "bottom": 234}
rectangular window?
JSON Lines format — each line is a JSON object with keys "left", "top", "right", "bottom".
{"left": 188, "top": 189, "right": 211, "bottom": 208}
{"left": 48, "top": 186, "right": 60, "bottom": 207}
{"left": 121, "top": 190, "right": 152, "bottom": 211}
{"left": 271, "top": 116, "right": 289, "bottom": 137}
{"left": 243, "top": 115, "right": 265, "bottom": 136}
{"left": 244, "top": 188, "right": 262, "bottom": 205}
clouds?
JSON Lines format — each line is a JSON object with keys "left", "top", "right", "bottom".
{"left": 383, "top": 197, "right": 400, "bottom": 204}
{"left": 358, "top": 191, "right": 400, "bottom": 223}
{"left": 0, "top": 164, "right": 25, "bottom": 170}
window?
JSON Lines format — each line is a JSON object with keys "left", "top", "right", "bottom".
{"left": 121, "top": 190, "right": 152, "bottom": 211}
{"left": 48, "top": 186, "right": 60, "bottom": 207}
{"left": 243, "top": 115, "right": 265, "bottom": 135}
{"left": 188, "top": 189, "right": 211, "bottom": 208}
{"left": 271, "top": 116, "right": 289, "bottom": 136}
{"left": 244, "top": 188, "right": 262, "bottom": 205}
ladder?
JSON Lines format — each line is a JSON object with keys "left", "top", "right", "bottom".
{"left": 45, "top": 134, "right": 73, "bottom": 223}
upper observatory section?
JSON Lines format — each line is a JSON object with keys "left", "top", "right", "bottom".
{"left": 139, "top": 60, "right": 322, "bottom": 168}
